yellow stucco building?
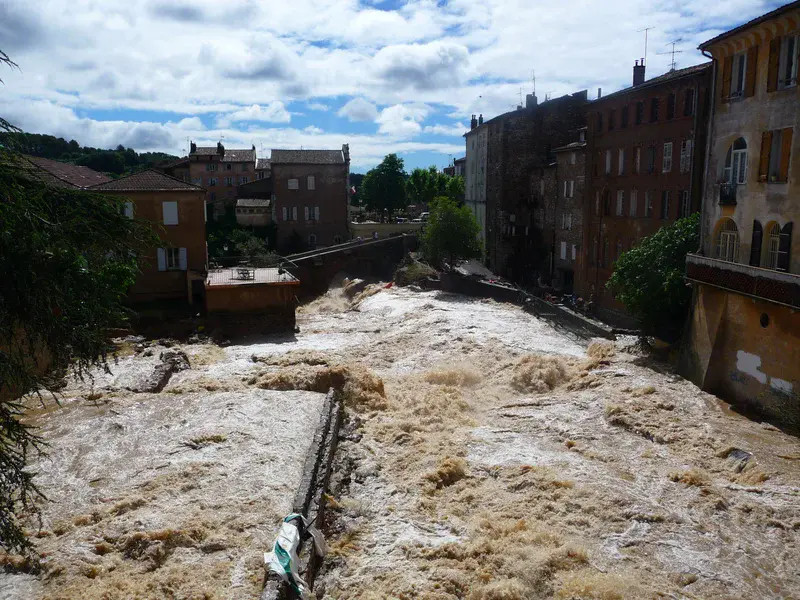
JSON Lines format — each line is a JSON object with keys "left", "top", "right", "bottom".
{"left": 683, "top": 1, "right": 800, "bottom": 430}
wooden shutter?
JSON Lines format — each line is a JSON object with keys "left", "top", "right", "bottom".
{"left": 178, "top": 248, "right": 187, "bottom": 271}
{"left": 759, "top": 131, "right": 773, "bottom": 181}
{"left": 779, "top": 127, "right": 793, "bottom": 182}
{"left": 767, "top": 37, "right": 780, "bottom": 92}
{"left": 157, "top": 248, "right": 166, "bottom": 272}
{"left": 749, "top": 221, "right": 763, "bottom": 266}
{"left": 744, "top": 46, "right": 758, "bottom": 97}
{"left": 721, "top": 56, "right": 733, "bottom": 101}
{"left": 777, "top": 222, "right": 793, "bottom": 271}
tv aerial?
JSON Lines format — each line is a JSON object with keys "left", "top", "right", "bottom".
{"left": 658, "top": 39, "right": 684, "bottom": 71}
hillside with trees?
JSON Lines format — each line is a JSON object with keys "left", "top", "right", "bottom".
{"left": 0, "top": 131, "right": 178, "bottom": 177}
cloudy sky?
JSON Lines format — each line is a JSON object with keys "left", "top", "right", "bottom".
{"left": 0, "top": 0, "right": 784, "bottom": 172}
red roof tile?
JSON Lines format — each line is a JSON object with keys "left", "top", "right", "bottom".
{"left": 90, "top": 169, "right": 204, "bottom": 192}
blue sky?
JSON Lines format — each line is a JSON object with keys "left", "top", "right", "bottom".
{"left": 0, "top": 0, "right": 786, "bottom": 173}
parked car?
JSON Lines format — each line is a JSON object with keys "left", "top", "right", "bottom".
{"left": 396, "top": 217, "right": 408, "bottom": 223}
{"left": 420, "top": 212, "right": 430, "bottom": 221}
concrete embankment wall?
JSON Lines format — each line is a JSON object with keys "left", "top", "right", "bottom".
{"left": 348, "top": 221, "right": 423, "bottom": 238}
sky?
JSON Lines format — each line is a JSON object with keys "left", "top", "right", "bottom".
{"left": 0, "top": 0, "right": 786, "bottom": 173}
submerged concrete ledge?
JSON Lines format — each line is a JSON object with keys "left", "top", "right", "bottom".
{"left": 262, "top": 388, "right": 343, "bottom": 600}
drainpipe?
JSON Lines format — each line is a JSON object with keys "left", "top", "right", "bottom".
{"left": 698, "top": 50, "right": 717, "bottom": 256}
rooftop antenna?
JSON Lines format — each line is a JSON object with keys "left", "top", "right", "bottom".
{"left": 657, "top": 39, "right": 684, "bottom": 71}
{"left": 531, "top": 70, "right": 536, "bottom": 94}
{"left": 637, "top": 26, "right": 654, "bottom": 66}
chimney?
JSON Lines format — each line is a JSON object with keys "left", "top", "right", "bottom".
{"left": 470, "top": 114, "right": 478, "bottom": 129}
{"left": 526, "top": 93, "right": 538, "bottom": 109}
{"left": 597, "top": 87, "right": 602, "bottom": 99}
{"left": 251, "top": 144, "right": 256, "bottom": 151}
{"left": 478, "top": 114, "right": 484, "bottom": 125}
{"left": 217, "top": 141, "right": 225, "bottom": 155}
{"left": 189, "top": 141, "right": 196, "bottom": 154}
{"left": 633, "top": 59, "right": 646, "bottom": 86}
{"left": 342, "top": 143, "right": 350, "bottom": 164}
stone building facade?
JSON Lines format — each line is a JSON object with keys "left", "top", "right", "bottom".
{"left": 581, "top": 62, "right": 712, "bottom": 322}
{"left": 271, "top": 146, "right": 350, "bottom": 252}
{"left": 552, "top": 132, "right": 588, "bottom": 293}
{"left": 464, "top": 115, "right": 489, "bottom": 251}
{"left": 682, "top": 2, "right": 800, "bottom": 430}
{"left": 187, "top": 142, "right": 256, "bottom": 218}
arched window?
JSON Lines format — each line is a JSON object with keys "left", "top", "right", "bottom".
{"left": 765, "top": 222, "right": 781, "bottom": 269}
{"left": 749, "top": 220, "right": 763, "bottom": 266}
{"left": 724, "top": 137, "right": 748, "bottom": 184}
{"left": 715, "top": 219, "right": 739, "bottom": 262}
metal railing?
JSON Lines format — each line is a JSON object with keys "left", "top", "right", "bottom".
{"left": 718, "top": 183, "right": 737, "bottom": 205}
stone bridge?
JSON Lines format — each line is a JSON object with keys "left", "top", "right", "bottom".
{"left": 280, "top": 234, "right": 418, "bottom": 297}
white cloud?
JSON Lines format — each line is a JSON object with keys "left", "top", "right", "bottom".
{"left": 216, "top": 102, "right": 291, "bottom": 127}
{"left": 304, "top": 125, "right": 324, "bottom": 134}
{"left": 307, "top": 102, "right": 330, "bottom": 111}
{"left": 376, "top": 103, "right": 431, "bottom": 138}
{"left": 423, "top": 122, "right": 468, "bottom": 137}
{"left": 337, "top": 98, "right": 379, "bottom": 122}
{"left": 373, "top": 41, "right": 469, "bottom": 91}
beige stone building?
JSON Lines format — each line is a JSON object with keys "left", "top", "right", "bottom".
{"left": 683, "top": 1, "right": 800, "bottom": 430}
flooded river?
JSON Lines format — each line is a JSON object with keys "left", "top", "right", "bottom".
{"left": 2, "top": 283, "right": 799, "bottom": 599}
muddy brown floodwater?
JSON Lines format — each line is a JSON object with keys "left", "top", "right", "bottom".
{"left": 2, "top": 283, "right": 799, "bottom": 600}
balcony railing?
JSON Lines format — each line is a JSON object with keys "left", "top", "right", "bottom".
{"left": 718, "top": 183, "right": 737, "bottom": 205}
{"left": 686, "top": 253, "right": 800, "bottom": 309}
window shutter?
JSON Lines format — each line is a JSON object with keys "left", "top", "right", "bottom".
{"left": 779, "top": 127, "right": 793, "bottom": 182}
{"left": 157, "top": 248, "right": 166, "bottom": 272}
{"left": 745, "top": 46, "right": 758, "bottom": 97}
{"left": 767, "top": 37, "right": 781, "bottom": 92}
{"left": 304, "top": 206, "right": 310, "bottom": 221}
{"left": 721, "top": 56, "right": 733, "bottom": 101}
{"left": 179, "top": 248, "right": 187, "bottom": 271}
{"left": 162, "top": 201, "right": 179, "bottom": 225}
{"left": 749, "top": 220, "right": 763, "bottom": 266}
{"left": 759, "top": 131, "right": 773, "bottom": 181}
{"left": 777, "top": 222, "right": 793, "bottom": 271}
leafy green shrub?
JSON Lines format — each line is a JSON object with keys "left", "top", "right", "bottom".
{"left": 421, "top": 196, "right": 483, "bottom": 268}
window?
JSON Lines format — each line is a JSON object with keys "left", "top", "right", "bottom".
{"left": 634, "top": 147, "right": 641, "bottom": 174}
{"left": 662, "top": 142, "right": 673, "bottom": 173}
{"left": 618, "top": 148, "right": 625, "bottom": 175}
{"left": 309, "top": 233, "right": 317, "bottom": 247}
{"left": 608, "top": 109, "right": 616, "bottom": 130}
{"left": 240, "top": 176, "right": 248, "bottom": 184}
{"left": 571, "top": 244, "right": 577, "bottom": 261}
{"left": 650, "top": 97, "right": 659, "bottom": 122}
{"left": 778, "top": 34, "right": 799, "bottom": 89}
{"left": 621, "top": 105, "right": 629, "bottom": 128}
{"left": 157, "top": 247, "right": 186, "bottom": 272}
{"left": 333, "top": 235, "right": 343, "bottom": 244}
{"left": 661, "top": 190, "right": 671, "bottom": 219}
{"left": 644, "top": 191, "right": 654, "bottom": 217}
{"left": 603, "top": 191, "right": 611, "bottom": 216}
{"left": 679, "top": 140, "right": 693, "bottom": 173}
{"left": 629, "top": 190, "right": 638, "bottom": 217}
{"left": 616, "top": 190, "right": 625, "bottom": 216}
{"left": 560, "top": 241, "right": 567, "bottom": 260}
{"left": 605, "top": 150, "right": 612, "bottom": 174}
{"left": 162, "top": 201, "right": 178, "bottom": 225}
{"left": 291, "top": 206, "right": 298, "bottom": 220}
{"left": 732, "top": 52, "right": 747, "bottom": 99}
{"left": 635, "top": 101, "right": 644, "bottom": 125}
{"left": 307, "top": 175, "right": 316, "bottom": 190}
{"left": 750, "top": 220, "right": 764, "bottom": 266}
{"left": 570, "top": 152, "right": 576, "bottom": 165}
{"left": 304, "top": 206, "right": 310, "bottom": 221}
{"left": 282, "top": 206, "right": 288, "bottom": 221}
{"left": 680, "top": 190, "right": 690, "bottom": 218}
{"left": 206, "top": 164, "right": 217, "bottom": 172}
{"left": 288, "top": 178, "right": 299, "bottom": 190}
{"left": 725, "top": 137, "right": 748, "bottom": 184}
{"left": 647, "top": 146, "right": 656, "bottom": 173}
{"left": 561, "top": 212, "right": 572, "bottom": 230}
{"left": 225, "top": 176, "right": 233, "bottom": 186}
{"left": 563, "top": 180, "right": 574, "bottom": 198}
{"left": 667, "top": 93, "right": 676, "bottom": 119}
{"left": 210, "top": 191, "right": 216, "bottom": 202}
{"left": 226, "top": 163, "right": 232, "bottom": 171}
{"left": 258, "top": 171, "right": 265, "bottom": 180}
{"left": 241, "top": 163, "right": 248, "bottom": 172}
{"left": 766, "top": 223, "right": 781, "bottom": 269}
{"left": 192, "top": 177, "right": 202, "bottom": 186}
{"left": 314, "top": 206, "right": 320, "bottom": 221}
{"left": 683, "top": 88, "right": 695, "bottom": 116}
{"left": 715, "top": 219, "right": 739, "bottom": 262}
{"left": 123, "top": 201, "right": 134, "bottom": 219}
{"left": 762, "top": 128, "right": 793, "bottom": 183}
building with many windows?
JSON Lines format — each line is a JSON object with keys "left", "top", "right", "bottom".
{"left": 270, "top": 146, "right": 350, "bottom": 252}
{"left": 552, "top": 131, "right": 588, "bottom": 293}
{"left": 186, "top": 141, "right": 256, "bottom": 218}
{"left": 683, "top": 1, "right": 800, "bottom": 429}
{"left": 581, "top": 61, "right": 711, "bottom": 323}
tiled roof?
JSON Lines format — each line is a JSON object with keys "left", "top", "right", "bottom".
{"left": 594, "top": 62, "right": 711, "bottom": 103}
{"left": 237, "top": 198, "right": 270, "bottom": 208}
{"left": 700, "top": 1, "right": 800, "bottom": 49}
{"left": 90, "top": 169, "right": 204, "bottom": 192}
{"left": 256, "top": 158, "right": 271, "bottom": 170}
{"left": 192, "top": 146, "right": 256, "bottom": 162}
{"left": 24, "top": 156, "right": 113, "bottom": 189}
{"left": 270, "top": 149, "right": 344, "bottom": 165}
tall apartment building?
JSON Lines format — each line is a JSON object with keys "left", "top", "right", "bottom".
{"left": 581, "top": 62, "right": 711, "bottom": 323}
{"left": 271, "top": 145, "right": 350, "bottom": 252}
{"left": 187, "top": 142, "right": 256, "bottom": 218}
{"left": 464, "top": 114, "right": 489, "bottom": 251}
{"left": 683, "top": 1, "right": 800, "bottom": 429}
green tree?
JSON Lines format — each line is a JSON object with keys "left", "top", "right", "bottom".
{"left": 0, "top": 50, "right": 157, "bottom": 553}
{"left": 446, "top": 175, "right": 465, "bottom": 204}
{"left": 406, "top": 166, "right": 450, "bottom": 207}
{"left": 359, "top": 153, "right": 406, "bottom": 212}
{"left": 421, "top": 196, "right": 483, "bottom": 268}
{"left": 606, "top": 213, "right": 700, "bottom": 339}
